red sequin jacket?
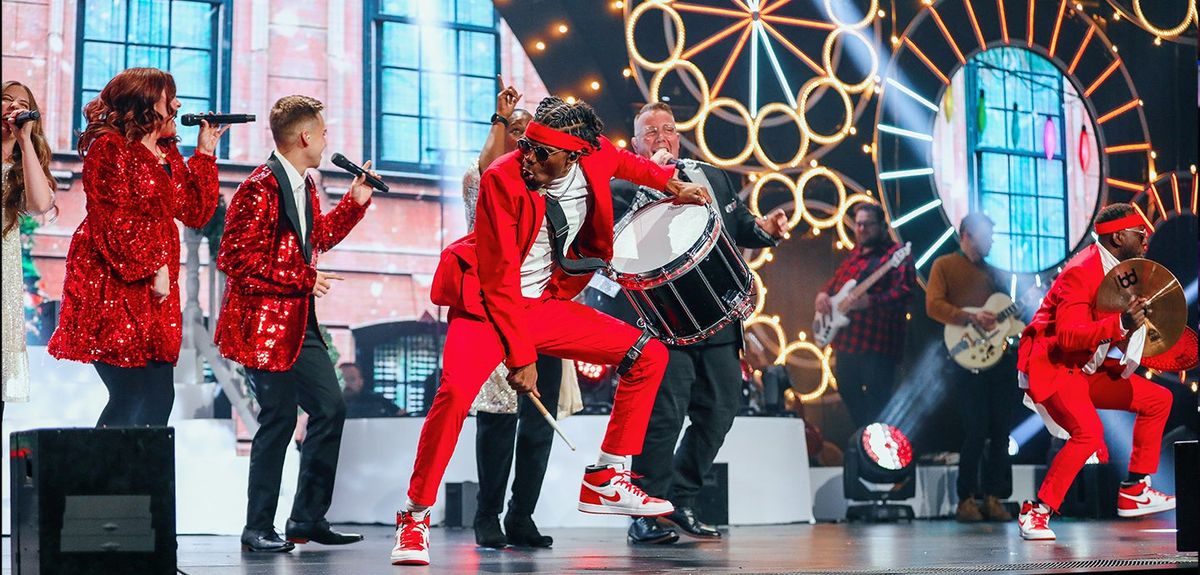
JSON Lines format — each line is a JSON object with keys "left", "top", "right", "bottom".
{"left": 49, "top": 133, "right": 219, "bottom": 367}
{"left": 430, "top": 137, "right": 674, "bottom": 369}
{"left": 214, "top": 157, "right": 369, "bottom": 372}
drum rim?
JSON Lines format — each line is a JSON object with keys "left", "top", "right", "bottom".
{"left": 612, "top": 198, "right": 723, "bottom": 290}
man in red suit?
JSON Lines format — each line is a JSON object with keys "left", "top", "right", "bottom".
{"left": 216, "top": 95, "right": 376, "bottom": 553}
{"left": 390, "top": 97, "right": 710, "bottom": 566}
{"left": 1015, "top": 203, "right": 1175, "bottom": 541}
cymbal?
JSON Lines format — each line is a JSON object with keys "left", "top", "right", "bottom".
{"left": 1096, "top": 258, "right": 1186, "bottom": 358}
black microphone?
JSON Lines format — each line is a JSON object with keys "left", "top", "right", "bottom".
{"left": 331, "top": 153, "right": 389, "bottom": 193}
{"left": 179, "top": 113, "right": 256, "bottom": 126}
{"left": 11, "top": 110, "right": 40, "bottom": 127}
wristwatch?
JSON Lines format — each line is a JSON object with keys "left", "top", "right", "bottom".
{"left": 490, "top": 113, "right": 509, "bottom": 127}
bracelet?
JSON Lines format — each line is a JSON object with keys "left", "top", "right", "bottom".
{"left": 490, "top": 113, "right": 509, "bottom": 127}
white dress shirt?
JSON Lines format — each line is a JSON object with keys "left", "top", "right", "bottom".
{"left": 272, "top": 150, "right": 309, "bottom": 242}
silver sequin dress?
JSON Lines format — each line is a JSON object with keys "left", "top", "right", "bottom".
{"left": 2, "top": 162, "right": 30, "bottom": 402}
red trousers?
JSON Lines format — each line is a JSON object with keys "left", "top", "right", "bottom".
{"left": 407, "top": 298, "right": 667, "bottom": 506}
{"left": 1036, "top": 361, "right": 1173, "bottom": 511}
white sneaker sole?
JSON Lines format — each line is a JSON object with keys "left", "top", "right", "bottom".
{"left": 1117, "top": 500, "right": 1175, "bottom": 518}
{"left": 1020, "top": 530, "right": 1056, "bottom": 541}
{"left": 390, "top": 550, "right": 430, "bottom": 565}
{"left": 578, "top": 501, "right": 674, "bottom": 517}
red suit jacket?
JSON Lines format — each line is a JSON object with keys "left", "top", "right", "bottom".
{"left": 1018, "top": 244, "right": 1126, "bottom": 402}
{"left": 49, "top": 133, "right": 219, "bottom": 367}
{"left": 431, "top": 136, "right": 674, "bottom": 369}
{"left": 215, "top": 156, "right": 369, "bottom": 371}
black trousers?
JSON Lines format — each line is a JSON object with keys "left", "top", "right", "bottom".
{"left": 631, "top": 342, "right": 742, "bottom": 509}
{"left": 244, "top": 318, "right": 346, "bottom": 530}
{"left": 474, "top": 354, "right": 562, "bottom": 519}
{"left": 833, "top": 351, "right": 898, "bottom": 430}
{"left": 948, "top": 353, "right": 1017, "bottom": 499}
{"left": 94, "top": 361, "right": 175, "bottom": 427}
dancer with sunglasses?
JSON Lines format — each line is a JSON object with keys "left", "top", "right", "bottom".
{"left": 390, "top": 96, "right": 709, "bottom": 566}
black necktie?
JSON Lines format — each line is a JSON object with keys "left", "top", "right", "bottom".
{"left": 543, "top": 196, "right": 607, "bottom": 276}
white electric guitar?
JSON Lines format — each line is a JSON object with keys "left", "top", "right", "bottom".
{"left": 812, "top": 242, "right": 912, "bottom": 347}
{"left": 944, "top": 292, "right": 1027, "bottom": 371}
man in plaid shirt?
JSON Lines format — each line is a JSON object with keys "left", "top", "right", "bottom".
{"left": 815, "top": 203, "right": 915, "bottom": 429}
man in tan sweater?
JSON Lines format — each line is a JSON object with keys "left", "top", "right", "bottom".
{"left": 926, "top": 213, "right": 1017, "bottom": 523}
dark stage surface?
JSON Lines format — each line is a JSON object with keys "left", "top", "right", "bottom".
{"left": 8, "top": 518, "right": 1192, "bottom": 575}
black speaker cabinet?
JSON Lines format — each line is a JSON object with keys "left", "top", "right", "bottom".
{"left": 1176, "top": 440, "right": 1198, "bottom": 552}
{"left": 695, "top": 463, "right": 728, "bottom": 526}
{"left": 9, "top": 427, "right": 176, "bottom": 575}
{"left": 443, "top": 481, "right": 479, "bottom": 528}
{"left": 1035, "top": 461, "right": 1119, "bottom": 519}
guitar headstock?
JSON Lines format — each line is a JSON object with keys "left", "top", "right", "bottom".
{"left": 890, "top": 242, "right": 913, "bottom": 266}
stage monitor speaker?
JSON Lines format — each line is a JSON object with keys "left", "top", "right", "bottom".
{"left": 9, "top": 427, "right": 176, "bottom": 575}
{"left": 695, "top": 463, "right": 728, "bottom": 526}
{"left": 1176, "top": 440, "right": 1197, "bottom": 552}
{"left": 1035, "top": 461, "right": 1118, "bottom": 519}
{"left": 443, "top": 481, "right": 478, "bottom": 528}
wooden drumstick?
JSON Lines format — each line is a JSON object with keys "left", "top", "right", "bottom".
{"left": 528, "top": 394, "right": 577, "bottom": 451}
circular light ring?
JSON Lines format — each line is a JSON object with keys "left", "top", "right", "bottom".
{"left": 749, "top": 171, "right": 805, "bottom": 230}
{"left": 861, "top": 422, "right": 913, "bottom": 470}
{"left": 696, "top": 97, "right": 757, "bottom": 167}
{"left": 780, "top": 339, "right": 835, "bottom": 402}
{"left": 823, "top": 0, "right": 879, "bottom": 30}
{"left": 744, "top": 247, "right": 774, "bottom": 270}
{"left": 751, "top": 102, "right": 810, "bottom": 171}
{"left": 797, "top": 167, "right": 848, "bottom": 229}
{"left": 1132, "top": 0, "right": 1197, "bottom": 38}
{"left": 798, "top": 77, "right": 854, "bottom": 145}
{"left": 625, "top": 0, "right": 686, "bottom": 71}
{"left": 822, "top": 27, "right": 879, "bottom": 94}
{"left": 744, "top": 313, "right": 786, "bottom": 361}
{"left": 836, "top": 193, "right": 878, "bottom": 249}
{"left": 649, "top": 59, "right": 711, "bottom": 131}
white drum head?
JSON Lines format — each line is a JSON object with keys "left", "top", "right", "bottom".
{"left": 612, "top": 202, "right": 711, "bottom": 275}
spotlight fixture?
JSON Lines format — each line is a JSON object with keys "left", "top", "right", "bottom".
{"left": 844, "top": 423, "right": 916, "bottom": 522}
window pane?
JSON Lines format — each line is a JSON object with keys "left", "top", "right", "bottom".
{"left": 381, "top": 69, "right": 419, "bottom": 115}
{"left": 84, "top": 0, "right": 127, "bottom": 42}
{"left": 127, "top": 45, "right": 169, "bottom": 69}
{"left": 456, "top": 0, "right": 494, "bottom": 27}
{"left": 174, "top": 96, "right": 208, "bottom": 148}
{"left": 82, "top": 42, "right": 125, "bottom": 90}
{"left": 380, "top": 115, "right": 420, "bottom": 163}
{"left": 1037, "top": 198, "right": 1065, "bottom": 236}
{"left": 379, "top": 0, "right": 413, "bottom": 17}
{"left": 171, "top": 1, "right": 213, "bottom": 49}
{"left": 1037, "top": 158, "right": 1063, "bottom": 197}
{"left": 990, "top": 233, "right": 1013, "bottom": 270}
{"left": 422, "top": 118, "right": 459, "bottom": 164}
{"left": 980, "top": 153, "right": 1008, "bottom": 193}
{"left": 421, "top": 72, "right": 458, "bottom": 119}
{"left": 170, "top": 48, "right": 211, "bottom": 99}
{"left": 459, "top": 76, "right": 492, "bottom": 121}
{"left": 381, "top": 22, "right": 418, "bottom": 69}
{"left": 420, "top": 27, "right": 457, "bottom": 73}
{"left": 981, "top": 192, "right": 1009, "bottom": 233}
{"left": 457, "top": 31, "right": 495, "bottom": 76}
{"left": 128, "top": 0, "right": 170, "bottom": 45}
{"left": 459, "top": 121, "right": 489, "bottom": 162}
{"left": 416, "top": 1, "right": 448, "bottom": 23}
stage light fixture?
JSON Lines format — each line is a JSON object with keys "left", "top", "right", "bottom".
{"left": 844, "top": 423, "right": 916, "bottom": 522}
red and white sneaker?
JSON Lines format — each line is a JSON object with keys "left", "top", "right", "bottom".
{"left": 390, "top": 511, "right": 430, "bottom": 566}
{"left": 578, "top": 465, "right": 674, "bottom": 517}
{"left": 1117, "top": 477, "right": 1175, "bottom": 518}
{"left": 1017, "top": 500, "right": 1056, "bottom": 541}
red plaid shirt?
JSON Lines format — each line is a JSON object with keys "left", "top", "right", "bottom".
{"left": 821, "top": 241, "right": 915, "bottom": 357}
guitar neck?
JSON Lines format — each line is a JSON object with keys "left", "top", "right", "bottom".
{"left": 849, "top": 259, "right": 899, "bottom": 298}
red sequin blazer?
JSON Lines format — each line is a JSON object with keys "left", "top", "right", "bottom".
{"left": 430, "top": 136, "right": 674, "bottom": 369}
{"left": 215, "top": 156, "right": 369, "bottom": 372}
{"left": 49, "top": 133, "right": 219, "bottom": 367}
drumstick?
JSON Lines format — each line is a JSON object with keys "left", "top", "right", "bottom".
{"left": 529, "top": 394, "right": 577, "bottom": 451}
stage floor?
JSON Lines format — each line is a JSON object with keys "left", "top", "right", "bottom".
{"left": 7, "top": 517, "right": 1192, "bottom": 575}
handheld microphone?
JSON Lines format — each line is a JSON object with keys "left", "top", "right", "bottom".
{"left": 179, "top": 113, "right": 256, "bottom": 126}
{"left": 10, "top": 110, "right": 40, "bottom": 127}
{"left": 331, "top": 153, "right": 389, "bottom": 193}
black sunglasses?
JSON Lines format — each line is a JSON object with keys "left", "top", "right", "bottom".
{"left": 517, "top": 138, "right": 567, "bottom": 163}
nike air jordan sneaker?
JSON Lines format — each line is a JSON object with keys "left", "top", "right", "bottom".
{"left": 390, "top": 510, "right": 431, "bottom": 566}
{"left": 1117, "top": 477, "right": 1175, "bottom": 518}
{"left": 1017, "top": 500, "right": 1056, "bottom": 541}
{"left": 577, "top": 465, "right": 674, "bottom": 517}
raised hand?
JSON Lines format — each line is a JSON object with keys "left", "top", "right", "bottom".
{"left": 313, "top": 270, "right": 345, "bottom": 297}
{"left": 196, "top": 113, "right": 231, "bottom": 156}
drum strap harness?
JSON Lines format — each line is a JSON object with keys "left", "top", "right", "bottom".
{"left": 544, "top": 197, "right": 609, "bottom": 276}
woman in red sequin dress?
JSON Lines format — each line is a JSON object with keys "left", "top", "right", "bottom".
{"left": 48, "top": 68, "right": 229, "bottom": 427}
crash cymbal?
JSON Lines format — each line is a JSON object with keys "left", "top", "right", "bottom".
{"left": 1096, "top": 258, "right": 1186, "bottom": 358}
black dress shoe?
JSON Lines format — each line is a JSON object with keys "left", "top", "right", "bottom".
{"left": 284, "top": 519, "right": 364, "bottom": 545}
{"left": 659, "top": 507, "right": 721, "bottom": 540}
{"left": 504, "top": 513, "right": 553, "bottom": 548}
{"left": 241, "top": 527, "right": 295, "bottom": 553}
{"left": 473, "top": 515, "right": 508, "bottom": 548}
{"left": 627, "top": 516, "right": 678, "bottom": 544}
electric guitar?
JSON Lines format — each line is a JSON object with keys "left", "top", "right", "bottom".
{"left": 943, "top": 292, "right": 1027, "bottom": 371}
{"left": 812, "top": 242, "right": 912, "bottom": 347}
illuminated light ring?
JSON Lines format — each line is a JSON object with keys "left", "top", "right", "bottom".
{"left": 822, "top": 27, "right": 879, "bottom": 94}
{"left": 797, "top": 167, "right": 848, "bottom": 229}
{"left": 744, "top": 312, "right": 786, "bottom": 360}
{"left": 749, "top": 171, "right": 805, "bottom": 230}
{"left": 836, "top": 193, "right": 878, "bottom": 249}
{"left": 751, "top": 102, "right": 810, "bottom": 170}
{"left": 625, "top": 1, "right": 686, "bottom": 71}
{"left": 695, "top": 97, "right": 757, "bottom": 167}
{"left": 798, "top": 77, "right": 854, "bottom": 145}
{"left": 749, "top": 271, "right": 769, "bottom": 319}
{"left": 823, "top": 0, "right": 880, "bottom": 30}
{"left": 1132, "top": 0, "right": 1197, "bottom": 39}
{"left": 780, "top": 339, "right": 835, "bottom": 402}
{"left": 744, "top": 247, "right": 774, "bottom": 270}
{"left": 649, "top": 59, "right": 711, "bottom": 131}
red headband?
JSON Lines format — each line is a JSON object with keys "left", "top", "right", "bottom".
{"left": 524, "top": 121, "right": 594, "bottom": 154}
{"left": 1094, "top": 212, "right": 1146, "bottom": 235}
